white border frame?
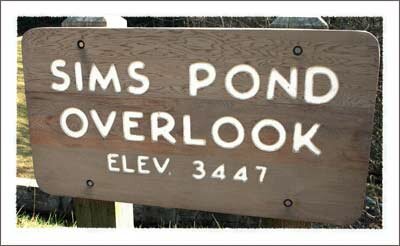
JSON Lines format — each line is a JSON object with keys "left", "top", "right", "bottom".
{"left": 1, "top": 1, "right": 399, "bottom": 245}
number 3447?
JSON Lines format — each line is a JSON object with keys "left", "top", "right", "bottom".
{"left": 192, "top": 160, "right": 268, "bottom": 183}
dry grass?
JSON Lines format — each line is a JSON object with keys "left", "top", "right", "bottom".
{"left": 17, "top": 212, "right": 76, "bottom": 228}
{"left": 17, "top": 37, "right": 34, "bottom": 179}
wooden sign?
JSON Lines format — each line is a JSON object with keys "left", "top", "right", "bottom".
{"left": 22, "top": 28, "right": 379, "bottom": 225}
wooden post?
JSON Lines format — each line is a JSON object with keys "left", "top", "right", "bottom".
{"left": 72, "top": 198, "right": 116, "bottom": 227}
{"left": 115, "top": 202, "right": 134, "bottom": 228}
{"left": 62, "top": 16, "right": 132, "bottom": 228}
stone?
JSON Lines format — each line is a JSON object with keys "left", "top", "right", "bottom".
{"left": 271, "top": 17, "right": 328, "bottom": 29}
{"left": 62, "top": 16, "right": 127, "bottom": 28}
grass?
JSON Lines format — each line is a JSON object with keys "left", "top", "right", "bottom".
{"left": 17, "top": 212, "right": 76, "bottom": 228}
{"left": 17, "top": 37, "right": 34, "bottom": 179}
{"left": 16, "top": 17, "right": 382, "bottom": 228}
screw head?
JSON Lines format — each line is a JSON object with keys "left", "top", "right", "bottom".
{"left": 283, "top": 199, "right": 293, "bottom": 207}
{"left": 86, "top": 179, "right": 94, "bottom": 187}
{"left": 293, "top": 46, "right": 303, "bottom": 56}
{"left": 77, "top": 40, "right": 85, "bottom": 49}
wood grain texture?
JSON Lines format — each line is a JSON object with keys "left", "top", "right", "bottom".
{"left": 73, "top": 198, "right": 116, "bottom": 227}
{"left": 22, "top": 28, "right": 380, "bottom": 225}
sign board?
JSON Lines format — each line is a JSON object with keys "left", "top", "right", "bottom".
{"left": 22, "top": 28, "right": 379, "bottom": 225}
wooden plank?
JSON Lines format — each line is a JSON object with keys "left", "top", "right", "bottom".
{"left": 22, "top": 28, "right": 379, "bottom": 225}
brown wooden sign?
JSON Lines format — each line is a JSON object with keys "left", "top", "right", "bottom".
{"left": 22, "top": 28, "right": 379, "bottom": 225}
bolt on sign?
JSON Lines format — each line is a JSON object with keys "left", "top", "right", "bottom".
{"left": 22, "top": 28, "right": 380, "bottom": 225}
